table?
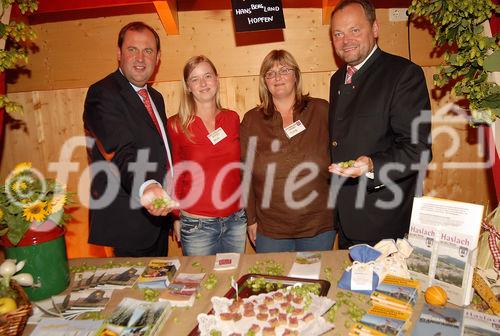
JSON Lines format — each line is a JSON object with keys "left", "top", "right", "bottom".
{"left": 24, "top": 250, "right": 426, "bottom": 335}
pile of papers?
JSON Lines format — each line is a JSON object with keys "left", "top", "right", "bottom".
{"left": 349, "top": 275, "right": 419, "bottom": 336}
{"left": 31, "top": 289, "right": 114, "bottom": 322}
{"left": 136, "top": 259, "right": 181, "bottom": 288}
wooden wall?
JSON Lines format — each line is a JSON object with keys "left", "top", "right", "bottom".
{"left": 8, "top": 8, "right": 438, "bottom": 92}
{"left": 1, "top": 8, "right": 495, "bottom": 258}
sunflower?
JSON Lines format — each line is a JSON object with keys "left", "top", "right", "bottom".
{"left": 48, "top": 194, "right": 66, "bottom": 214}
{"left": 22, "top": 201, "right": 48, "bottom": 222}
{"left": 11, "top": 162, "right": 32, "bottom": 176}
{"left": 10, "top": 180, "right": 28, "bottom": 193}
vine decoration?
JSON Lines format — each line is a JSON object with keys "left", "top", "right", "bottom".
{"left": 409, "top": 0, "right": 500, "bottom": 124}
{"left": 0, "top": 0, "right": 38, "bottom": 116}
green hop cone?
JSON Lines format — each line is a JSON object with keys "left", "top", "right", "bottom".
{"left": 152, "top": 196, "right": 174, "bottom": 209}
{"left": 338, "top": 160, "right": 356, "bottom": 168}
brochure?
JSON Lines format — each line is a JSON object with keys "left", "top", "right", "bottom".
{"left": 96, "top": 297, "right": 171, "bottom": 336}
{"left": 287, "top": 252, "right": 322, "bottom": 280}
{"left": 31, "top": 318, "right": 104, "bottom": 336}
{"left": 412, "top": 305, "right": 500, "bottom": 336}
{"left": 350, "top": 305, "right": 410, "bottom": 336}
{"left": 462, "top": 309, "right": 500, "bottom": 335}
{"left": 370, "top": 275, "right": 419, "bottom": 314}
{"left": 159, "top": 272, "right": 205, "bottom": 307}
{"left": 137, "top": 259, "right": 180, "bottom": 289}
{"left": 412, "top": 303, "right": 462, "bottom": 336}
{"left": 213, "top": 253, "right": 240, "bottom": 271}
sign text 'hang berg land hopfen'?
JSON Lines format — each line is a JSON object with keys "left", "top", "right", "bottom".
{"left": 231, "top": 0, "right": 286, "bottom": 32}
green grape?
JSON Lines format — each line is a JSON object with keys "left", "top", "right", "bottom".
{"left": 152, "top": 197, "right": 167, "bottom": 209}
{"left": 323, "top": 266, "right": 333, "bottom": 281}
{"left": 203, "top": 273, "right": 218, "bottom": 290}
{"left": 337, "top": 160, "right": 356, "bottom": 168}
{"left": 247, "top": 259, "right": 284, "bottom": 276}
{"left": 142, "top": 288, "right": 160, "bottom": 302}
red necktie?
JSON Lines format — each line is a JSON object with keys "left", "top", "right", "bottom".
{"left": 138, "top": 88, "right": 171, "bottom": 174}
{"left": 138, "top": 89, "right": 161, "bottom": 134}
{"left": 345, "top": 65, "right": 357, "bottom": 84}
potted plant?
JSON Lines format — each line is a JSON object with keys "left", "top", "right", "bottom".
{"left": 0, "top": 162, "right": 71, "bottom": 300}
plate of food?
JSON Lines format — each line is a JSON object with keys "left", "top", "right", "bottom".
{"left": 189, "top": 274, "right": 333, "bottom": 336}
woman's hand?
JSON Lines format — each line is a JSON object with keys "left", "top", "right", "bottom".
{"left": 247, "top": 223, "right": 257, "bottom": 245}
{"left": 173, "top": 220, "right": 181, "bottom": 242}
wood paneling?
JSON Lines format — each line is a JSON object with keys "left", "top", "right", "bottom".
{"left": 2, "top": 68, "right": 495, "bottom": 258}
{"left": 8, "top": 8, "right": 440, "bottom": 93}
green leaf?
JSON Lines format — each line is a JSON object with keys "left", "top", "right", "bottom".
{"left": 6, "top": 218, "right": 30, "bottom": 245}
{"left": 480, "top": 92, "right": 500, "bottom": 109}
{"left": 484, "top": 50, "right": 500, "bottom": 72}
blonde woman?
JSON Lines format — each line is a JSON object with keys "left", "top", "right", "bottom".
{"left": 240, "top": 50, "right": 334, "bottom": 253}
{"left": 167, "top": 55, "right": 246, "bottom": 256}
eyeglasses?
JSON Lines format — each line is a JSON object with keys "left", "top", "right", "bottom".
{"left": 264, "top": 67, "right": 294, "bottom": 79}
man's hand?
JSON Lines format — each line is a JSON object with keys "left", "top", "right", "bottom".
{"left": 247, "top": 223, "right": 257, "bottom": 245}
{"left": 140, "top": 183, "right": 176, "bottom": 216}
{"left": 328, "top": 155, "right": 373, "bottom": 178}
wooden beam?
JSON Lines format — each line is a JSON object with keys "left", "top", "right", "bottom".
{"left": 12, "top": 0, "right": 180, "bottom": 36}
{"left": 11, "top": 0, "right": 156, "bottom": 21}
{"left": 153, "top": 0, "right": 179, "bottom": 35}
{"left": 33, "top": 0, "right": 153, "bottom": 12}
{"left": 322, "top": 0, "right": 340, "bottom": 25}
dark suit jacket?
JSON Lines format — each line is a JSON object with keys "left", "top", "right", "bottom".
{"left": 329, "top": 48, "right": 432, "bottom": 242}
{"left": 83, "top": 70, "right": 170, "bottom": 249}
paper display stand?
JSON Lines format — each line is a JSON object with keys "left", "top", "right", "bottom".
{"left": 406, "top": 197, "right": 483, "bottom": 306}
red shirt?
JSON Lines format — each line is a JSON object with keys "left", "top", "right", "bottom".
{"left": 167, "top": 109, "right": 242, "bottom": 217}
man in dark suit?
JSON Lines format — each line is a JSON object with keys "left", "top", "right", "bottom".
{"left": 328, "top": 0, "right": 432, "bottom": 248}
{"left": 83, "top": 22, "right": 174, "bottom": 257}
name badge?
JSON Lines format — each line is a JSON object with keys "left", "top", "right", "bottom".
{"left": 284, "top": 120, "right": 306, "bottom": 139}
{"left": 207, "top": 127, "right": 227, "bottom": 145}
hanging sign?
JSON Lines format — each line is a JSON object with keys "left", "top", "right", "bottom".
{"left": 231, "top": 0, "right": 285, "bottom": 32}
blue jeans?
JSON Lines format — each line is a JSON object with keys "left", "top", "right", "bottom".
{"left": 180, "top": 209, "right": 247, "bottom": 256}
{"left": 256, "top": 230, "right": 336, "bottom": 253}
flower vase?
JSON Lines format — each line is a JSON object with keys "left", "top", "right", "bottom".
{"left": 2, "top": 221, "right": 70, "bottom": 301}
